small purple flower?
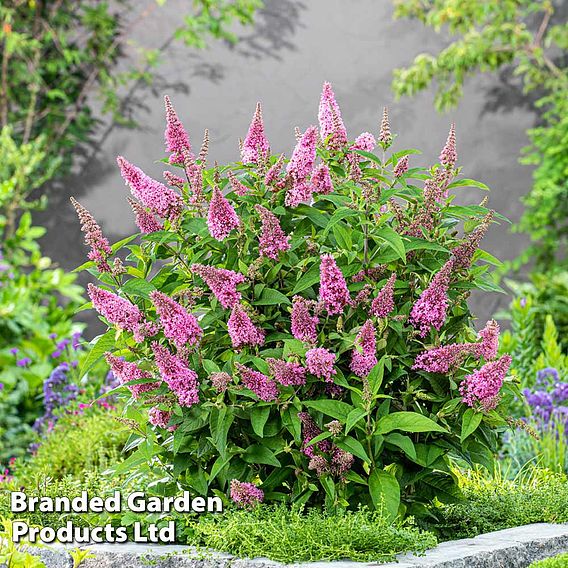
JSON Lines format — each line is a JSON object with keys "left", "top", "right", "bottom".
{"left": 9, "top": 348, "right": 18, "bottom": 356}
{"left": 49, "top": 333, "right": 58, "bottom": 340}
{"left": 51, "top": 350, "right": 62, "bottom": 359}
{"left": 17, "top": 358, "right": 32, "bottom": 367}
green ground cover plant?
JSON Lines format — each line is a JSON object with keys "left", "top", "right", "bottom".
{"left": 74, "top": 82, "right": 516, "bottom": 517}
{"left": 425, "top": 465, "right": 568, "bottom": 540}
{"left": 184, "top": 505, "right": 437, "bottom": 563}
{"left": 530, "top": 552, "right": 568, "bottom": 568}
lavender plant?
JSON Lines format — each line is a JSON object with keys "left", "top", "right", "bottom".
{"left": 75, "top": 85, "right": 516, "bottom": 516}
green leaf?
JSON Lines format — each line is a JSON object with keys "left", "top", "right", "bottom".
{"left": 332, "top": 223, "right": 352, "bottom": 250}
{"left": 335, "top": 436, "right": 370, "bottom": 463}
{"left": 303, "top": 399, "right": 352, "bottom": 422}
{"left": 367, "top": 360, "right": 385, "bottom": 394}
{"left": 294, "top": 204, "right": 329, "bottom": 228}
{"left": 323, "top": 207, "right": 360, "bottom": 236}
{"left": 384, "top": 433, "right": 416, "bottom": 460}
{"left": 122, "top": 277, "right": 156, "bottom": 299}
{"left": 209, "top": 456, "right": 231, "bottom": 483}
{"left": 78, "top": 329, "right": 116, "bottom": 379}
{"left": 345, "top": 408, "right": 366, "bottom": 434}
{"left": 210, "top": 407, "right": 234, "bottom": 459}
{"left": 376, "top": 412, "right": 448, "bottom": 435}
{"left": 251, "top": 406, "right": 271, "bottom": 437}
{"left": 446, "top": 178, "right": 490, "bottom": 192}
{"left": 461, "top": 408, "right": 483, "bottom": 442}
{"left": 253, "top": 288, "right": 291, "bottom": 305}
{"left": 242, "top": 445, "right": 281, "bottom": 467}
{"left": 369, "top": 470, "right": 400, "bottom": 520}
{"left": 375, "top": 226, "right": 406, "bottom": 261}
{"left": 292, "top": 262, "right": 321, "bottom": 295}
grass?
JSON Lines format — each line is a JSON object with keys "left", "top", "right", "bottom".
{"left": 184, "top": 505, "right": 437, "bottom": 563}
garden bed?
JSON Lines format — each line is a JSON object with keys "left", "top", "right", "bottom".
{"left": 11, "top": 523, "right": 568, "bottom": 568}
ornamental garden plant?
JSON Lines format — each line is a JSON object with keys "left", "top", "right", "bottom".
{"left": 74, "top": 83, "right": 516, "bottom": 517}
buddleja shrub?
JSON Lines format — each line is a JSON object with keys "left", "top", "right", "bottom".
{"left": 74, "top": 84, "right": 517, "bottom": 518}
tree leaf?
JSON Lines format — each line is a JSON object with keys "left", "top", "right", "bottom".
{"left": 251, "top": 406, "right": 271, "bottom": 437}
{"left": 369, "top": 469, "right": 400, "bottom": 520}
{"left": 78, "top": 329, "right": 116, "bottom": 379}
{"left": 376, "top": 411, "right": 448, "bottom": 434}
{"left": 446, "top": 178, "right": 490, "bottom": 191}
{"left": 375, "top": 226, "right": 406, "bottom": 261}
{"left": 460, "top": 408, "right": 482, "bottom": 442}
{"left": 335, "top": 436, "right": 370, "bottom": 463}
{"left": 253, "top": 288, "right": 291, "bottom": 305}
{"left": 384, "top": 433, "right": 417, "bottom": 460}
{"left": 122, "top": 277, "right": 156, "bottom": 299}
{"left": 292, "top": 262, "right": 321, "bottom": 295}
{"left": 242, "top": 445, "right": 281, "bottom": 467}
{"left": 303, "top": 399, "right": 352, "bottom": 422}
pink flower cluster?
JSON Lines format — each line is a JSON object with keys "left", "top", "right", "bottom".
{"left": 71, "top": 198, "right": 112, "bottom": 273}
{"left": 152, "top": 343, "right": 199, "bottom": 407}
{"left": 439, "top": 123, "right": 457, "bottom": 168}
{"left": 311, "top": 164, "right": 333, "bottom": 194}
{"left": 241, "top": 102, "right": 270, "bottom": 164}
{"left": 318, "top": 82, "right": 347, "bottom": 149}
{"left": 370, "top": 273, "right": 396, "bottom": 318}
{"left": 267, "top": 358, "right": 306, "bottom": 386}
{"left": 235, "top": 363, "right": 278, "bottom": 402}
{"left": 306, "top": 347, "right": 336, "bottom": 382}
{"left": 164, "top": 95, "right": 192, "bottom": 164}
{"left": 285, "top": 126, "right": 318, "bottom": 207}
{"left": 255, "top": 204, "right": 290, "bottom": 260}
{"left": 210, "top": 372, "right": 232, "bottom": 392}
{"left": 350, "top": 320, "right": 377, "bottom": 377}
{"left": 291, "top": 296, "right": 319, "bottom": 343}
{"left": 460, "top": 354, "right": 511, "bottom": 411}
{"left": 230, "top": 479, "right": 264, "bottom": 507}
{"left": 228, "top": 171, "right": 250, "bottom": 197}
{"left": 117, "top": 156, "right": 182, "bottom": 221}
{"left": 128, "top": 198, "right": 162, "bottom": 234}
{"left": 88, "top": 284, "right": 145, "bottom": 341}
{"left": 148, "top": 407, "right": 175, "bottom": 431}
{"left": 207, "top": 187, "right": 240, "bottom": 241}
{"left": 228, "top": 305, "right": 265, "bottom": 349}
{"left": 191, "top": 263, "right": 245, "bottom": 308}
{"left": 105, "top": 353, "right": 158, "bottom": 398}
{"left": 298, "top": 412, "right": 332, "bottom": 457}
{"left": 409, "top": 260, "right": 453, "bottom": 337}
{"left": 150, "top": 290, "right": 202, "bottom": 348}
{"left": 319, "top": 254, "right": 351, "bottom": 315}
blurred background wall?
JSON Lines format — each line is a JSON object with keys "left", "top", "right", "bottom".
{"left": 38, "top": 0, "right": 534, "bottom": 334}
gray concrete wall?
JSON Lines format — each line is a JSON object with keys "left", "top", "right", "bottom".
{"left": 38, "top": 0, "right": 535, "bottom": 335}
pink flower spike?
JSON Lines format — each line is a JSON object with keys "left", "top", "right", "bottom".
{"left": 350, "top": 320, "right": 377, "bottom": 378}
{"left": 152, "top": 342, "right": 199, "bottom": 407}
{"left": 287, "top": 126, "right": 318, "bottom": 181}
{"left": 71, "top": 197, "right": 112, "bottom": 273}
{"left": 128, "top": 198, "right": 163, "bottom": 234}
{"left": 306, "top": 347, "right": 337, "bottom": 382}
{"left": 207, "top": 187, "right": 240, "bottom": 241}
{"left": 298, "top": 411, "right": 332, "bottom": 457}
{"left": 117, "top": 156, "right": 183, "bottom": 221}
{"left": 150, "top": 290, "right": 202, "bottom": 348}
{"left": 267, "top": 358, "right": 306, "bottom": 386}
{"left": 230, "top": 480, "right": 264, "bottom": 508}
{"left": 228, "top": 171, "right": 250, "bottom": 197}
{"left": 439, "top": 123, "right": 457, "bottom": 168}
{"left": 409, "top": 260, "right": 453, "bottom": 337}
{"left": 413, "top": 343, "right": 478, "bottom": 374}
{"left": 105, "top": 353, "right": 158, "bottom": 398}
{"left": 460, "top": 354, "right": 511, "bottom": 411}
{"left": 264, "top": 154, "right": 285, "bottom": 187}
{"left": 477, "top": 319, "right": 500, "bottom": 361}
{"left": 149, "top": 407, "right": 176, "bottom": 431}
{"left": 394, "top": 155, "right": 409, "bottom": 178}
{"left": 370, "top": 274, "right": 396, "bottom": 318}
{"left": 379, "top": 107, "right": 392, "bottom": 147}
{"left": 227, "top": 305, "right": 265, "bottom": 349}
{"left": 291, "top": 296, "right": 319, "bottom": 343}
{"left": 235, "top": 362, "right": 278, "bottom": 401}
{"left": 353, "top": 132, "right": 376, "bottom": 153}
{"left": 285, "top": 180, "right": 313, "bottom": 208}
{"left": 255, "top": 204, "right": 290, "bottom": 260}
{"left": 88, "top": 284, "right": 145, "bottom": 340}
{"left": 164, "top": 95, "right": 192, "bottom": 165}
{"left": 312, "top": 164, "right": 333, "bottom": 195}
{"left": 241, "top": 102, "right": 270, "bottom": 164}
{"left": 318, "top": 82, "right": 348, "bottom": 149}
{"left": 319, "top": 254, "right": 351, "bottom": 315}
{"left": 191, "top": 264, "right": 245, "bottom": 309}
